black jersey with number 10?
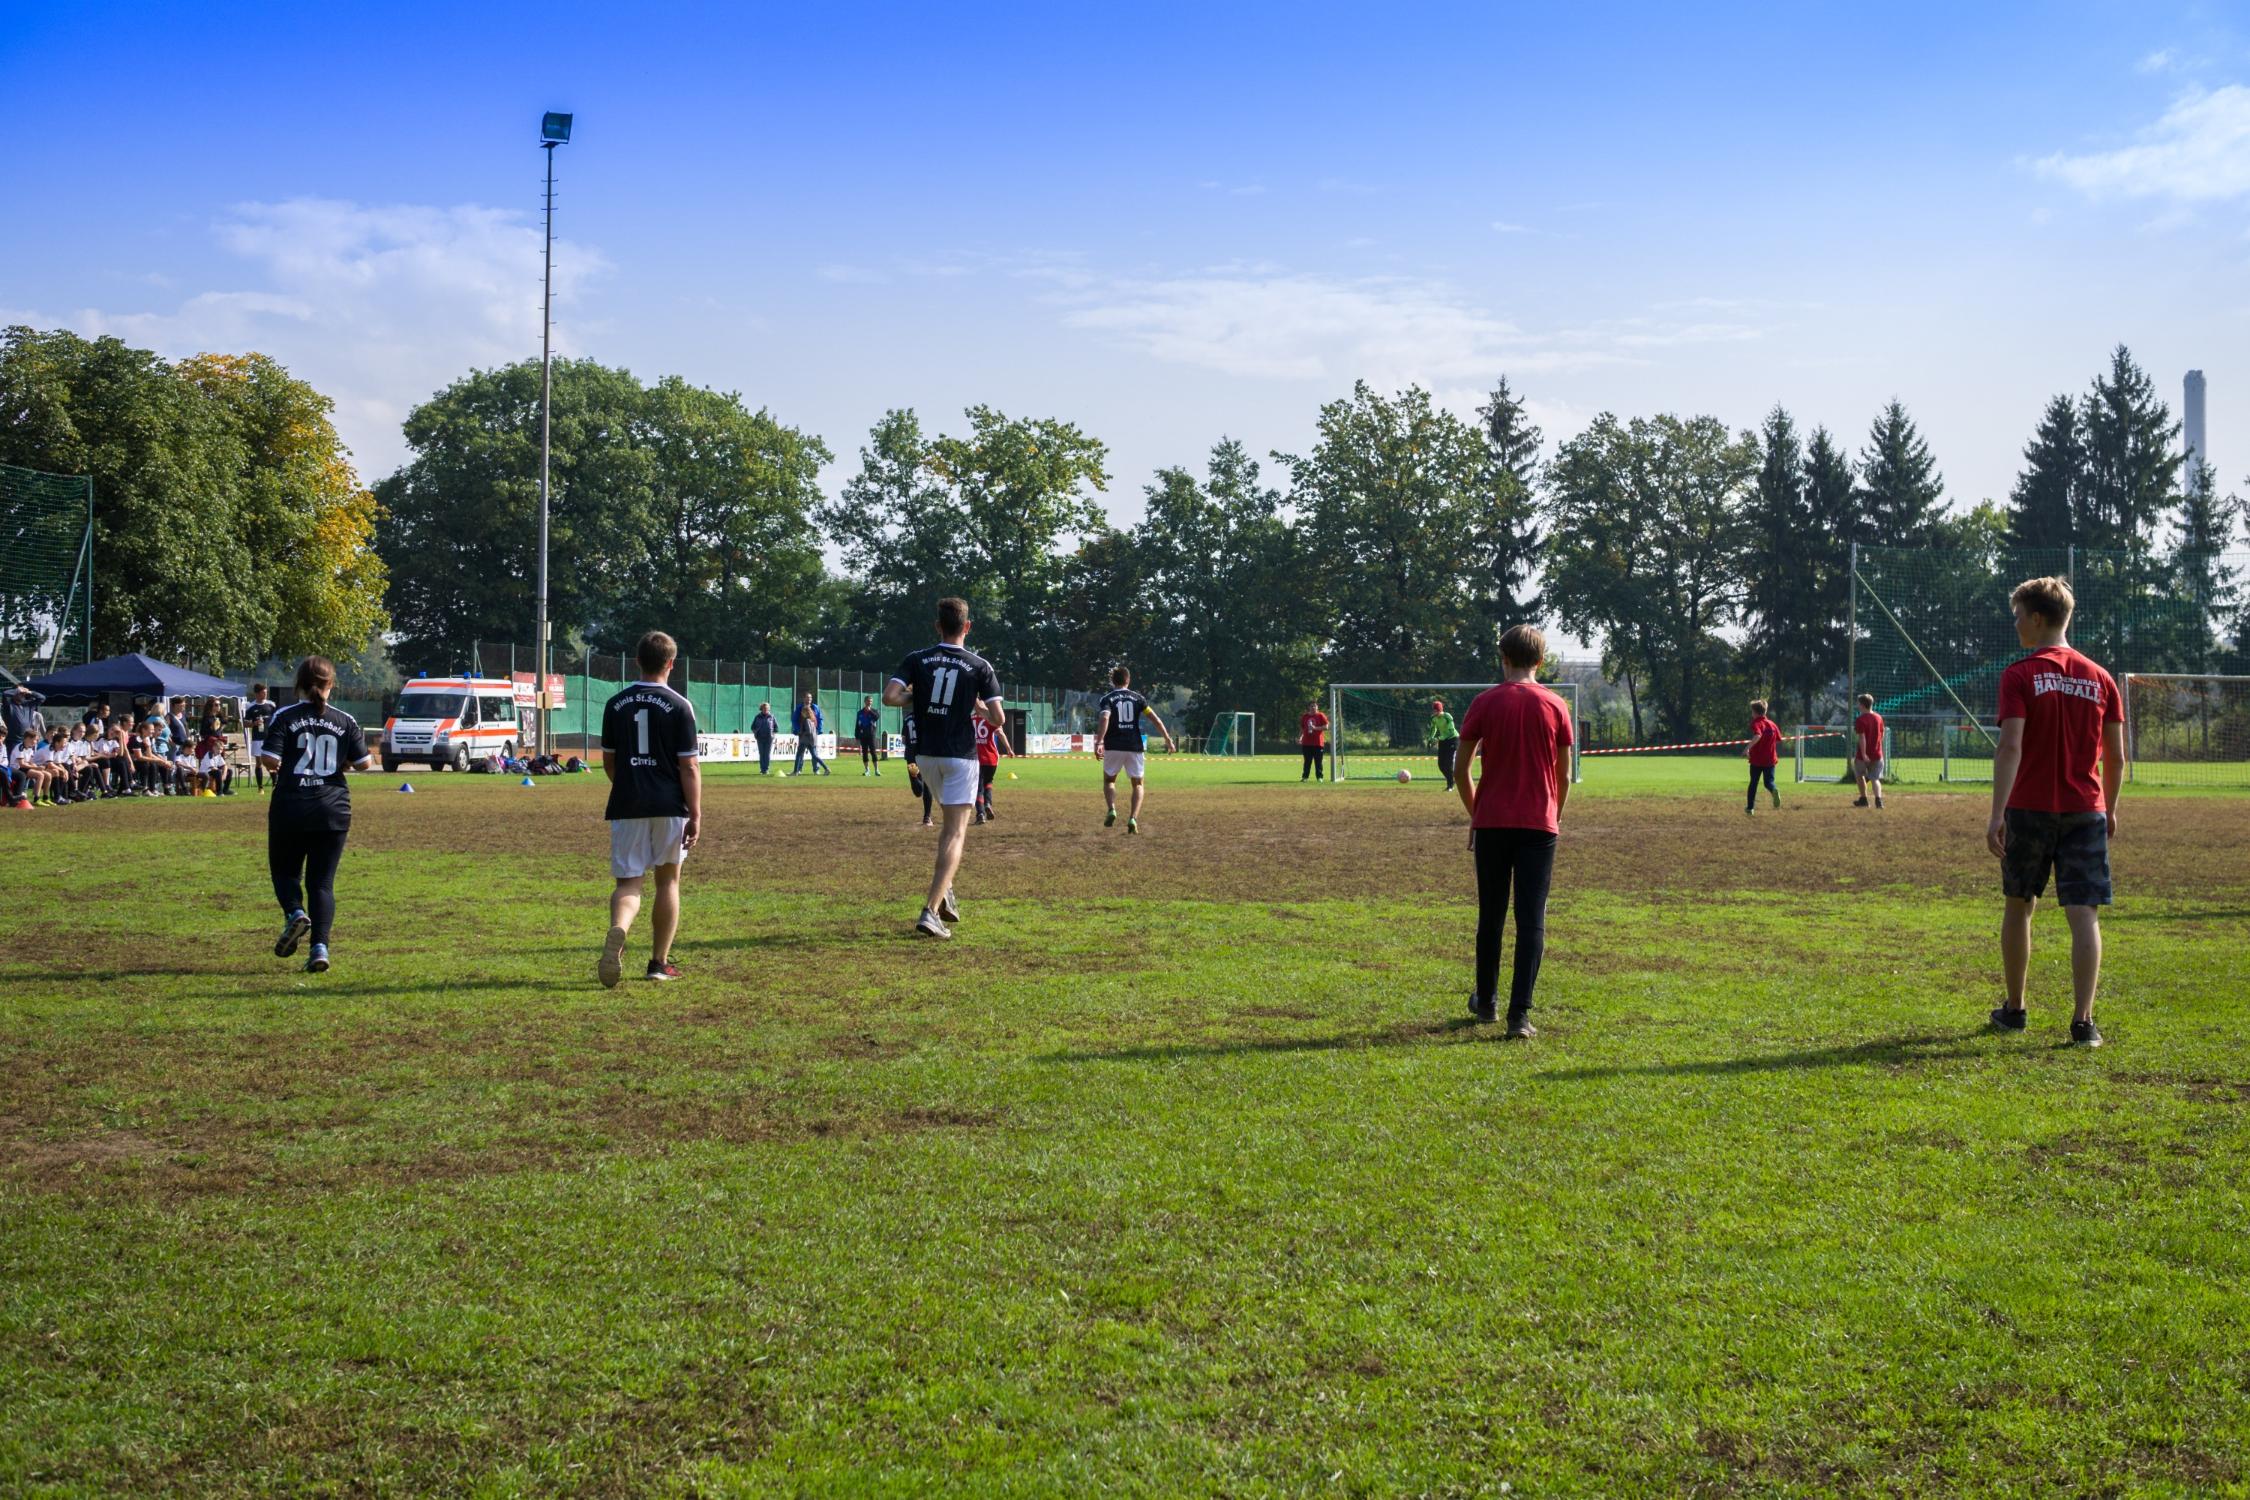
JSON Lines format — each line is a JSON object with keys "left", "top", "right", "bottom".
{"left": 602, "top": 682, "right": 699, "bottom": 820}
{"left": 892, "top": 643, "right": 1002, "bottom": 760}
{"left": 266, "top": 701, "right": 368, "bottom": 833}
{"left": 1098, "top": 688, "right": 1149, "bottom": 750}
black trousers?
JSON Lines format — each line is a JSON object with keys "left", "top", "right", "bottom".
{"left": 754, "top": 734, "right": 772, "bottom": 772}
{"left": 1473, "top": 826, "right": 1558, "bottom": 1016}
{"left": 1436, "top": 737, "right": 1458, "bottom": 789}
{"left": 859, "top": 731, "right": 878, "bottom": 767}
{"left": 1301, "top": 746, "right": 1325, "bottom": 780}
{"left": 270, "top": 826, "right": 349, "bottom": 945}
{"left": 1747, "top": 764, "right": 1778, "bottom": 809}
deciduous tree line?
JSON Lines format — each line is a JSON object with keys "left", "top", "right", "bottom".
{"left": 7, "top": 326, "right": 2238, "bottom": 744}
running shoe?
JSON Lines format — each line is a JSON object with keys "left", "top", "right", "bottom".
{"left": 914, "top": 908, "right": 953, "bottom": 940}
{"left": 275, "top": 911, "right": 311, "bottom": 958}
{"left": 1988, "top": 1005, "right": 2027, "bottom": 1032}
{"left": 937, "top": 891, "right": 960, "bottom": 924}
{"left": 1127, "top": 817, "right": 1139, "bottom": 835}
{"left": 1466, "top": 992, "right": 1496, "bottom": 1025}
{"left": 1104, "top": 807, "right": 1117, "bottom": 828}
{"left": 646, "top": 959, "right": 682, "bottom": 982}
{"left": 304, "top": 943, "right": 330, "bottom": 974}
{"left": 1505, "top": 1011, "right": 1538, "bottom": 1040}
{"left": 2069, "top": 1019, "right": 2104, "bottom": 1048}
{"left": 598, "top": 925, "right": 628, "bottom": 989}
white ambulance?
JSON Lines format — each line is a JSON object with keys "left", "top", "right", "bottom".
{"left": 380, "top": 676, "right": 530, "bottom": 773}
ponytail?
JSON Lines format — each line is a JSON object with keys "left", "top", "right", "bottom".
{"left": 294, "top": 655, "right": 336, "bottom": 706}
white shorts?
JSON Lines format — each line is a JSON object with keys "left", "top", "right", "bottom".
{"left": 1103, "top": 750, "right": 1146, "bottom": 780}
{"left": 610, "top": 816, "right": 690, "bottom": 879}
{"left": 248, "top": 739, "right": 263, "bottom": 760}
{"left": 201, "top": 754, "right": 227, "bottom": 773}
{"left": 917, "top": 755, "right": 978, "bottom": 807}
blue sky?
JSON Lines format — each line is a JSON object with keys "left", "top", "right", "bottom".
{"left": 5, "top": 1, "right": 2246, "bottom": 525}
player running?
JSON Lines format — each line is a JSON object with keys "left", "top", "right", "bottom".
{"left": 883, "top": 597, "right": 1004, "bottom": 939}
{"left": 1744, "top": 700, "right": 1782, "bottom": 815}
{"left": 974, "top": 713, "right": 1014, "bottom": 824}
{"left": 597, "top": 631, "right": 703, "bottom": 987}
{"left": 1095, "top": 666, "right": 1176, "bottom": 834}
{"left": 1987, "top": 576, "right": 2123, "bottom": 1048}
{"left": 1851, "top": 693, "right": 1886, "bottom": 809}
{"left": 243, "top": 682, "right": 276, "bottom": 792}
{"left": 1455, "top": 625, "right": 1575, "bottom": 1037}
{"left": 902, "top": 711, "right": 934, "bottom": 827}
{"left": 258, "top": 656, "right": 374, "bottom": 974}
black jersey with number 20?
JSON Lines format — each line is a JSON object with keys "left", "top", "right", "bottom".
{"left": 892, "top": 643, "right": 1002, "bottom": 760}
{"left": 602, "top": 682, "right": 699, "bottom": 820}
{"left": 266, "top": 701, "right": 368, "bottom": 833}
{"left": 1098, "top": 688, "right": 1149, "bottom": 750}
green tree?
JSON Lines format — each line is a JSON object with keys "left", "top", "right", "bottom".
{"left": 2162, "top": 459, "right": 2241, "bottom": 673}
{"left": 0, "top": 326, "right": 382, "bottom": 665}
{"left": 1542, "top": 413, "right": 1758, "bottom": 740}
{"left": 1472, "top": 377, "right": 1545, "bottom": 621}
{"left": 2006, "top": 395, "right": 2083, "bottom": 551}
{"left": 1742, "top": 406, "right": 1845, "bottom": 717}
{"left": 1282, "top": 382, "right": 1503, "bottom": 681}
{"left": 1856, "top": 400, "right": 1945, "bottom": 546}
{"left": 376, "top": 359, "right": 828, "bottom": 666}
{"left": 2078, "top": 344, "right": 2179, "bottom": 559}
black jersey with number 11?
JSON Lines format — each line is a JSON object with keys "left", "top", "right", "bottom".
{"left": 892, "top": 643, "right": 1002, "bottom": 760}
{"left": 602, "top": 682, "right": 699, "bottom": 820}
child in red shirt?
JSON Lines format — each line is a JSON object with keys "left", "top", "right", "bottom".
{"left": 1987, "top": 576, "right": 2123, "bottom": 1047}
{"left": 1298, "top": 702, "right": 1329, "bottom": 782}
{"left": 1851, "top": 694, "right": 1885, "bottom": 809}
{"left": 1744, "top": 700, "right": 1782, "bottom": 815}
{"left": 1455, "top": 624, "right": 1575, "bottom": 1037}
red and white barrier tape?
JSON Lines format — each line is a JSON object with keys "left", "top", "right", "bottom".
{"left": 1579, "top": 730, "right": 1845, "bottom": 757}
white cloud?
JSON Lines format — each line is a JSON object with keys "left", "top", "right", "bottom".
{"left": 816, "top": 263, "right": 889, "bottom": 283}
{"left": 53, "top": 198, "right": 607, "bottom": 480}
{"left": 1048, "top": 268, "right": 1758, "bottom": 388}
{"left": 2138, "top": 48, "right": 2179, "bottom": 76}
{"left": 2033, "top": 84, "right": 2250, "bottom": 201}
{"left": 1491, "top": 221, "right": 1530, "bottom": 234}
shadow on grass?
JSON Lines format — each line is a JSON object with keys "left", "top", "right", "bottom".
{"left": 189, "top": 976, "right": 546, "bottom": 1002}
{"left": 2102, "top": 907, "right": 2250, "bottom": 924}
{"left": 1040, "top": 1016, "right": 1491, "bottom": 1064}
{"left": 1535, "top": 1029, "right": 1991, "bottom": 1083}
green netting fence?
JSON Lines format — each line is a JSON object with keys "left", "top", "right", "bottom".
{"left": 0, "top": 463, "right": 94, "bottom": 675}
{"left": 1850, "top": 543, "right": 2250, "bottom": 786}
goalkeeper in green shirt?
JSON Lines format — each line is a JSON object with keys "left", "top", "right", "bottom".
{"left": 1428, "top": 698, "right": 1461, "bottom": 791}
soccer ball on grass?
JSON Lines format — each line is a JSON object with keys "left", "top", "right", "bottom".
{"left": 1396, "top": 769, "right": 1412, "bottom": 784}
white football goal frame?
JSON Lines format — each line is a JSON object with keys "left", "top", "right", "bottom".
{"left": 1328, "top": 681, "right": 1581, "bottom": 784}
{"left": 1942, "top": 722, "right": 2001, "bottom": 783}
{"left": 1793, "top": 724, "right": 1883, "bottom": 784}
{"left": 2123, "top": 673, "right": 2250, "bottom": 786}
{"left": 1204, "top": 711, "right": 1256, "bottom": 756}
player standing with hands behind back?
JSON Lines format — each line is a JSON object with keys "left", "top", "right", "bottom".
{"left": 1455, "top": 625, "right": 1574, "bottom": 1037}
{"left": 598, "top": 631, "right": 702, "bottom": 987}
{"left": 885, "top": 597, "right": 1004, "bottom": 940}
{"left": 1095, "top": 666, "right": 1176, "bottom": 834}
{"left": 1986, "top": 576, "right": 2123, "bottom": 1048}
{"left": 260, "top": 656, "right": 374, "bottom": 974}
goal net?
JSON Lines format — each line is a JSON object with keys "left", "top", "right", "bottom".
{"left": 1942, "top": 722, "right": 2001, "bottom": 783}
{"left": 2126, "top": 675, "right": 2250, "bottom": 787}
{"left": 1329, "top": 682, "right": 1581, "bottom": 783}
{"left": 1793, "top": 725, "right": 1878, "bottom": 784}
{"left": 1205, "top": 711, "right": 1256, "bottom": 756}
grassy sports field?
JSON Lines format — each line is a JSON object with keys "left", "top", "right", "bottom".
{"left": 4, "top": 753, "right": 2247, "bottom": 1496}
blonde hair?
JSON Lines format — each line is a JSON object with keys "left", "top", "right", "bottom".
{"left": 2010, "top": 575, "right": 2075, "bottom": 627}
{"left": 1750, "top": 699, "right": 1769, "bottom": 718}
{"left": 1856, "top": 693, "right": 1874, "bottom": 709}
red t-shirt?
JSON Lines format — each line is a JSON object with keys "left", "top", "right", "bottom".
{"left": 1461, "top": 681, "right": 1575, "bottom": 834}
{"left": 1998, "top": 645, "right": 2121, "bottom": 813}
{"left": 1299, "top": 712, "right": 1328, "bottom": 748}
{"left": 975, "top": 719, "right": 1001, "bottom": 767}
{"left": 1854, "top": 711, "right": 1884, "bottom": 762}
{"left": 1746, "top": 717, "right": 1782, "bottom": 768}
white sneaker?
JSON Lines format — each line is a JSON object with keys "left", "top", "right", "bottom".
{"left": 914, "top": 909, "right": 953, "bottom": 940}
{"left": 598, "top": 925, "right": 627, "bottom": 988}
{"left": 937, "top": 891, "right": 960, "bottom": 924}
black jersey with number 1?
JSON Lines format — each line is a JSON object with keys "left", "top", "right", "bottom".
{"left": 601, "top": 682, "right": 699, "bottom": 820}
{"left": 1098, "top": 688, "right": 1150, "bottom": 750}
{"left": 266, "top": 701, "right": 368, "bottom": 833}
{"left": 891, "top": 643, "right": 1002, "bottom": 760}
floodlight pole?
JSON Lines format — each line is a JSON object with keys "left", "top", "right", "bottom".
{"left": 535, "top": 131, "right": 562, "bottom": 756}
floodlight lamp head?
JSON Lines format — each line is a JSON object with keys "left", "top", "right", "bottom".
{"left": 541, "top": 112, "right": 573, "bottom": 144}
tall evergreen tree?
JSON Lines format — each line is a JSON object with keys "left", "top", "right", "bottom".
{"left": 2164, "top": 458, "right": 2242, "bottom": 672}
{"left": 1742, "top": 406, "right": 1820, "bottom": 711}
{"left": 1472, "top": 377, "right": 1545, "bottom": 621}
{"left": 1856, "top": 400, "right": 1945, "bottom": 545}
{"left": 2006, "top": 394, "right": 2084, "bottom": 554}
{"left": 2078, "top": 344, "right": 2179, "bottom": 560}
